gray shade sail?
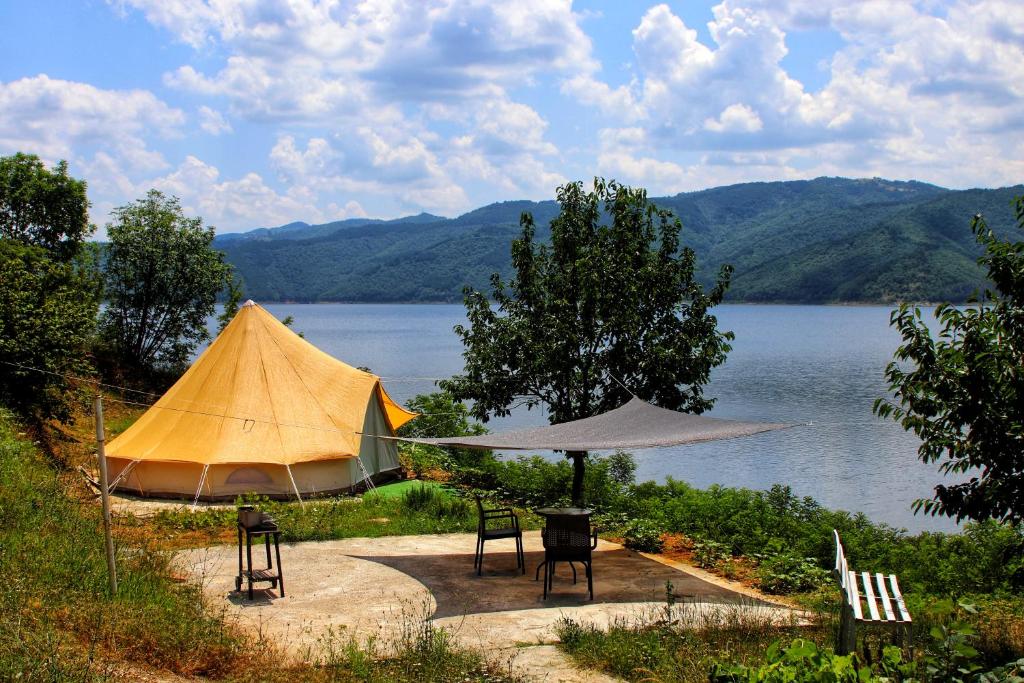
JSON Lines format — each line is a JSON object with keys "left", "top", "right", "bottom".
{"left": 395, "top": 397, "right": 795, "bottom": 452}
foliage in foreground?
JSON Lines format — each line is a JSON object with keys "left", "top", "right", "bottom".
{"left": 557, "top": 598, "right": 1024, "bottom": 683}
{"left": 876, "top": 195, "right": 1024, "bottom": 525}
{"left": 556, "top": 603, "right": 827, "bottom": 683}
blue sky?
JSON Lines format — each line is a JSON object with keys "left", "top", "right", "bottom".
{"left": 1, "top": 1, "right": 1022, "bottom": 235}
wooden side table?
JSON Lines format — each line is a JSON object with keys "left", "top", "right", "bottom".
{"left": 236, "top": 517, "right": 284, "bottom": 599}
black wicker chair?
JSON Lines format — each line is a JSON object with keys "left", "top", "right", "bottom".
{"left": 541, "top": 513, "right": 598, "bottom": 599}
{"left": 474, "top": 495, "right": 524, "bottom": 575}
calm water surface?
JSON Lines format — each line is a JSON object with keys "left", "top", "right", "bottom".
{"left": 252, "top": 303, "right": 955, "bottom": 533}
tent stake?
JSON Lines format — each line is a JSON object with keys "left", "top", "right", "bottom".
{"left": 192, "top": 464, "right": 210, "bottom": 510}
{"left": 93, "top": 395, "right": 118, "bottom": 595}
{"left": 285, "top": 464, "right": 304, "bottom": 508}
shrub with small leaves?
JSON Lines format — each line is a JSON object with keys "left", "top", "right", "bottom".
{"left": 755, "top": 552, "right": 830, "bottom": 594}
{"left": 623, "top": 518, "right": 665, "bottom": 553}
{"left": 692, "top": 538, "right": 731, "bottom": 569}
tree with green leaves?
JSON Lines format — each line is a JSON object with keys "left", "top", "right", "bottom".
{"left": 0, "top": 152, "right": 91, "bottom": 261}
{"left": 440, "top": 179, "right": 733, "bottom": 505}
{"left": 0, "top": 241, "right": 101, "bottom": 421}
{"left": 875, "top": 196, "right": 1024, "bottom": 525}
{"left": 0, "top": 153, "right": 99, "bottom": 422}
{"left": 99, "top": 190, "right": 230, "bottom": 373}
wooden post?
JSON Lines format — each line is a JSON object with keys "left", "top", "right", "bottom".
{"left": 94, "top": 395, "right": 118, "bottom": 595}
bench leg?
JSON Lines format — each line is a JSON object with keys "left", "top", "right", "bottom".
{"left": 836, "top": 605, "right": 857, "bottom": 655}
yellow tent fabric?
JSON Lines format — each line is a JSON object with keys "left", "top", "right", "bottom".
{"left": 106, "top": 301, "right": 417, "bottom": 467}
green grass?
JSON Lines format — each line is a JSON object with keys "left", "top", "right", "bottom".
{"left": 146, "top": 485, "right": 481, "bottom": 544}
{"left": 371, "top": 479, "right": 445, "bottom": 499}
{"left": 0, "top": 409, "right": 248, "bottom": 680}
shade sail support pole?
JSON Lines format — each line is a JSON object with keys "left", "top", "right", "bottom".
{"left": 568, "top": 450, "right": 586, "bottom": 508}
{"left": 192, "top": 464, "right": 210, "bottom": 510}
{"left": 285, "top": 464, "right": 304, "bottom": 508}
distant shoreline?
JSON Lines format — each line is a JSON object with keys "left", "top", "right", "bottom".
{"left": 246, "top": 299, "right": 951, "bottom": 307}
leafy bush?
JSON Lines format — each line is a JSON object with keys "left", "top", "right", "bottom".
{"left": 692, "top": 538, "right": 732, "bottom": 569}
{"left": 755, "top": 553, "right": 831, "bottom": 594}
{"left": 622, "top": 518, "right": 665, "bottom": 553}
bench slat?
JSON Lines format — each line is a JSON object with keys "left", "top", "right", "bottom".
{"left": 874, "top": 572, "right": 896, "bottom": 621}
{"left": 861, "top": 571, "right": 881, "bottom": 621}
{"left": 847, "top": 570, "right": 863, "bottom": 620}
{"left": 889, "top": 574, "right": 912, "bottom": 622}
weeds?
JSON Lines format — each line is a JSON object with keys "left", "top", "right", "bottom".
{"left": 556, "top": 600, "right": 820, "bottom": 682}
{"left": 313, "top": 599, "right": 524, "bottom": 682}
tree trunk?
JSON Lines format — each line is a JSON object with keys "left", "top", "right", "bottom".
{"left": 568, "top": 450, "right": 586, "bottom": 507}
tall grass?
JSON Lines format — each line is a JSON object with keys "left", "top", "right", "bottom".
{"left": 0, "top": 409, "right": 247, "bottom": 679}
{"left": 556, "top": 597, "right": 830, "bottom": 682}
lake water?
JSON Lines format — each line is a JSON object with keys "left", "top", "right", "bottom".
{"left": 249, "top": 303, "right": 956, "bottom": 534}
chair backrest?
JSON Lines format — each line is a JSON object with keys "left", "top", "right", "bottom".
{"left": 474, "top": 494, "right": 487, "bottom": 531}
{"left": 833, "top": 529, "right": 849, "bottom": 592}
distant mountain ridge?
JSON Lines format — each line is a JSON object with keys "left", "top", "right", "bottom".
{"left": 217, "top": 177, "right": 1023, "bottom": 303}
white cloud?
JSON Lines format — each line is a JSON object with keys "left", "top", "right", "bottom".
{"left": 572, "top": 1, "right": 1024, "bottom": 190}
{"left": 270, "top": 131, "right": 470, "bottom": 216}
{"left": 704, "top": 104, "right": 764, "bottom": 133}
{"left": 136, "top": 0, "right": 593, "bottom": 120}
{"left": 148, "top": 156, "right": 329, "bottom": 230}
{"left": 198, "top": 106, "right": 232, "bottom": 135}
{"left": 0, "top": 74, "right": 182, "bottom": 169}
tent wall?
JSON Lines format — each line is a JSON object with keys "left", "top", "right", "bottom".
{"left": 108, "top": 395, "right": 402, "bottom": 501}
{"left": 349, "top": 393, "right": 401, "bottom": 485}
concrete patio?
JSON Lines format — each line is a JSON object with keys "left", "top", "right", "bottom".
{"left": 176, "top": 530, "right": 797, "bottom": 681}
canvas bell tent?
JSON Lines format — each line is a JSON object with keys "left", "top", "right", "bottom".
{"left": 105, "top": 301, "right": 417, "bottom": 500}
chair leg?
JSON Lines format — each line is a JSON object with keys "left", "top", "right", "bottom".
{"left": 569, "top": 561, "right": 577, "bottom": 584}
{"left": 543, "top": 561, "right": 549, "bottom": 599}
{"left": 246, "top": 534, "right": 254, "bottom": 600}
{"left": 274, "top": 533, "right": 284, "bottom": 598}
{"left": 477, "top": 538, "right": 483, "bottom": 576}
{"left": 586, "top": 560, "right": 593, "bottom": 600}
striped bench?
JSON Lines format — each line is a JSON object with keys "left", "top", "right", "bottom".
{"left": 833, "top": 529, "right": 912, "bottom": 654}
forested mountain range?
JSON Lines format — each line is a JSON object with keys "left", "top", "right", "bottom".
{"left": 215, "top": 177, "right": 1024, "bottom": 303}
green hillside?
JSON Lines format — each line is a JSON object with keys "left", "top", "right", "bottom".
{"left": 217, "top": 177, "right": 1023, "bottom": 303}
